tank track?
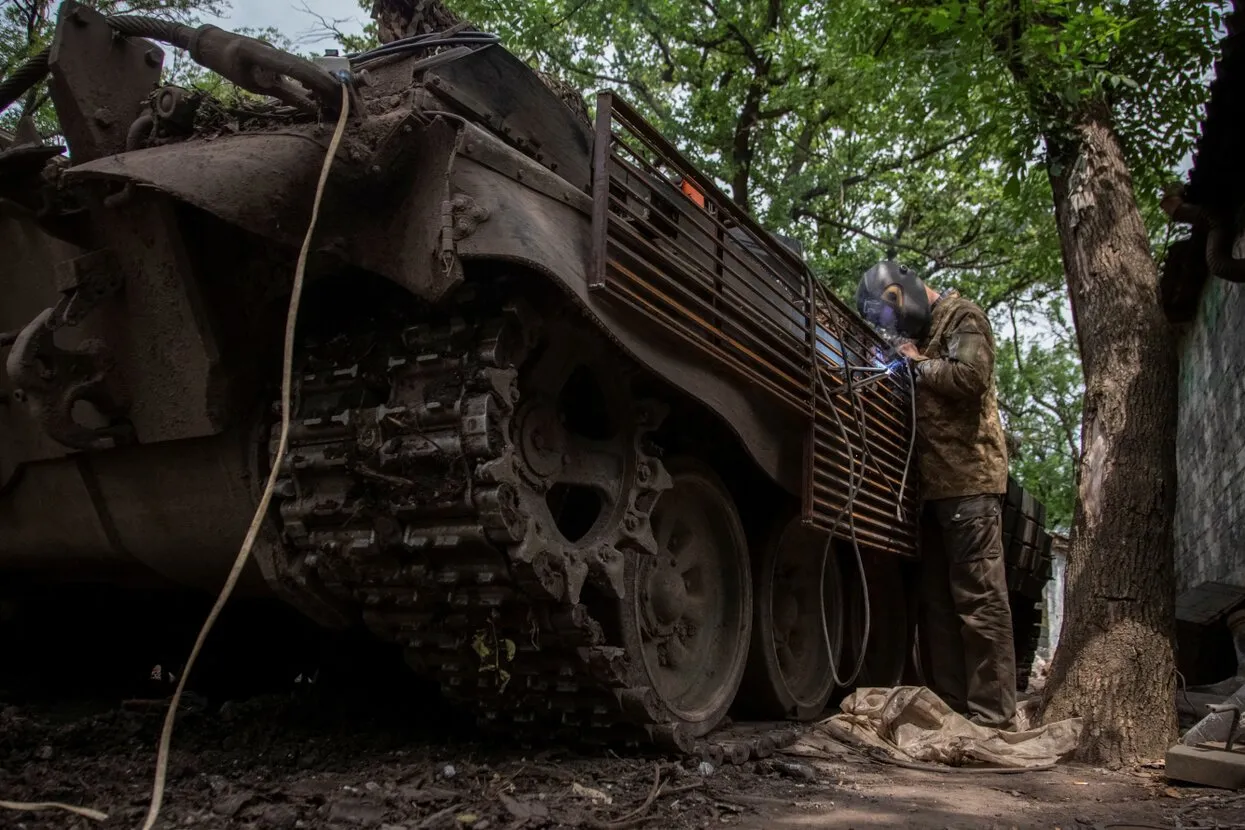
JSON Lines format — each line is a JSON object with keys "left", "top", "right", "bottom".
{"left": 269, "top": 296, "right": 794, "bottom": 764}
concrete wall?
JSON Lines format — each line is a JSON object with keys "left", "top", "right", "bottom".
{"left": 1175, "top": 277, "right": 1245, "bottom": 621}
{"left": 1039, "top": 544, "right": 1066, "bottom": 662}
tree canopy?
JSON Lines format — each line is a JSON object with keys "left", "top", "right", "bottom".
{"left": 1, "top": 0, "right": 1226, "bottom": 532}
{"left": 382, "top": 0, "right": 1220, "bottom": 529}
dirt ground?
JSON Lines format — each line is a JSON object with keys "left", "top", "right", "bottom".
{"left": 4, "top": 690, "right": 1245, "bottom": 830}
{"left": 2, "top": 597, "right": 1243, "bottom": 830}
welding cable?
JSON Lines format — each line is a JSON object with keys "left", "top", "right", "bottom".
{"left": 348, "top": 31, "right": 501, "bottom": 65}
{"left": 819, "top": 377, "right": 872, "bottom": 688}
{"left": 139, "top": 80, "right": 351, "bottom": 830}
{"left": 896, "top": 360, "right": 917, "bottom": 520}
{"left": 835, "top": 356, "right": 911, "bottom": 515}
{"left": 847, "top": 377, "right": 902, "bottom": 505}
{"left": 807, "top": 274, "right": 871, "bottom": 689}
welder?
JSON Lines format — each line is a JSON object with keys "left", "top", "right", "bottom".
{"left": 856, "top": 260, "right": 1016, "bottom": 729}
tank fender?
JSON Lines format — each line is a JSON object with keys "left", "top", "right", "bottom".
{"left": 61, "top": 122, "right": 805, "bottom": 491}
{"left": 62, "top": 120, "right": 468, "bottom": 303}
{"left": 449, "top": 124, "right": 804, "bottom": 493}
{"left": 62, "top": 131, "right": 341, "bottom": 250}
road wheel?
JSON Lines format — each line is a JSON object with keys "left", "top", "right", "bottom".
{"left": 739, "top": 513, "right": 844, "bottom": 720}
{"left": 843, "top": 550, "right": 911, "bottom": 688}
{"left": 627, "top": 458, "right": 753, "bottom": 737}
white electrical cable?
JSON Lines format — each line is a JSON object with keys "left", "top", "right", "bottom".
{"left": 0, "top": 800, "right": 108, "bottom": 822}
{"left": 139, "top": 81, "right": 351, "bottom": 830}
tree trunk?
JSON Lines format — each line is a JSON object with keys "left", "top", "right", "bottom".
{"left": 1039, "top": 98, "right": 1178, "bottom": 765}
{"left": 370, "top": 0, "right": 463, "bottom": 43}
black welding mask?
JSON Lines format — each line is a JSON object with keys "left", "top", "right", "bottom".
{"left": 855, "top": 260, "right": 932, "bottom": 340}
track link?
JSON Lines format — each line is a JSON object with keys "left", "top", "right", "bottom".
{"left": 270, "top": 297, "right": 792, "bottom": 764}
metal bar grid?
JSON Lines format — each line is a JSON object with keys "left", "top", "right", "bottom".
{"left": 589, "top": 90, "right": 815, "bottom": 416}
{"left": 589, "top": 90, "right": 919, "bottom": 555}
{"left": 809, "top": 299, "right": 920, "bottom": 555}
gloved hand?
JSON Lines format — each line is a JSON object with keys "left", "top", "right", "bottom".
{"left": 879, "top": 330, "right": 920, "bottom": 361}
{"left": 894, "top": 340, "right": 921, "bottom": 360}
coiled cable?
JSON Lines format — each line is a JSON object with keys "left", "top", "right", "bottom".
{"left": 807, "top": 274, "right": 872, "bottom": 689}
{"left": 806, "top": 276, "right": 918, "bottom": 690}
{"left": 346, "top": 30, "right": 500, "bottom": 64}
{"left": 0, "top": 48, "right": 50, "bottom": 114}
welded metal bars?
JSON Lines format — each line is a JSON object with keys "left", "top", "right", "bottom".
{"left": 589, "top": 90, "right": 919, "bottom": 555}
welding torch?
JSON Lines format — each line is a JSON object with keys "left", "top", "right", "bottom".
{"left": 834, "top": 330, "right": 916, "bottom": 394}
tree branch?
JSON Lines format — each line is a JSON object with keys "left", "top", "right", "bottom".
{"left": 543, "top": 0, "right": 598, "bottom": 30}
{"left": 796, "top": 208, "right": 1014, "bottom": 272}
{"left": 780, "top": 105, "right": 836, "bottom": 187}
{"left": 1007, "top": 303, "right": 1080, "bottom": 461}
{"left": 800, "top": 130, "right": 980, "bottom": 204}
{"left": 697, "top": 0, "right": 761, "bottom": 65}
{"left": 550, "top": 57, "right": 673, "bottom": 124}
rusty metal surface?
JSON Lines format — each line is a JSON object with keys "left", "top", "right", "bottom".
{"left": 84, "top": 194, "right": 225, "bottom": 443}
{"left": 0, "top": 215, "right": 90, "bottom": 485}
{"left": 0, "top": 426, "right": 271, "bottom": 597}
{"left": 451, "top": 143, "right": 807, "bottom": 494}
{"left": 63, "top": 132, "right": 346, "bottom": 249}
{"left": 346, "top": 116, "right": 464, "bottom": 301}
{"left": 422, "top": 44, "right": 593, "bottom": 187}
{"left": 809, "top": 301, "right": 920, "bottom": 554}
{"left": 590, "top": 91, "right": 815, "bottom": 414}
{"left": 588, "top": 91, "right": 918, "bottom": 555}
{"left": 5, "top": 307, "right": 132, "bottom": 451}
{"left": 48, "top": 2, "right": 164, "bottom": 165}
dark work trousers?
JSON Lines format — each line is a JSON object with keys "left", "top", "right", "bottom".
{"left": 918, "top": 494, "right": 1017, "bottom": 729}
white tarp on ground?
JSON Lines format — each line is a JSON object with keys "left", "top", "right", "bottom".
{"left": 803, "top": 686, "right": 1083, "bottom": 769}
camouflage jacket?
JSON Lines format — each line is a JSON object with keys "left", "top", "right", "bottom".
{"left": 912, "top": 291, "right": 1009, "bottom": 501}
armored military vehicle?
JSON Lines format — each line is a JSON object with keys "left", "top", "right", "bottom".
{"left": 0, "top": 4, "right": 1053, "bottom": 759}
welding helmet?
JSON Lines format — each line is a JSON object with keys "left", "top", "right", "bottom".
{"left": 855, "top": 260, "right": 932, "bottom": 339}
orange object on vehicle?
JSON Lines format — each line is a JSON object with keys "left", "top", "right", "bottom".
{"left": 681, "top": 178, "right": 706, "bottom": 208}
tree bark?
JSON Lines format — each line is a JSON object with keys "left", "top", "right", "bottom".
{"left": 371, "top": 0, "right": 463, "bottom": 43}
{"left": 1038, "top": 97, "right": 1178, "bottom": 765}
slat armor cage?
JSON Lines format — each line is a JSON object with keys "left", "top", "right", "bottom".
{"left": 588, "top": 91, "right": 919, "bottom": 556}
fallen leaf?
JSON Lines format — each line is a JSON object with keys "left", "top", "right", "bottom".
{"left": 329, "top": 799, "right": 386, "bottom": 827}
{"left": 400, "top": 787, "right": 460, "bottom": 805}
{"left": 500, "top": 793, "right": 549, "bottom": 821}
{"left": 571, "top": 782, "right": 612, "bottom": 805}
{"left": 213, "top": 792, "right": 256, "bottom": 817}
